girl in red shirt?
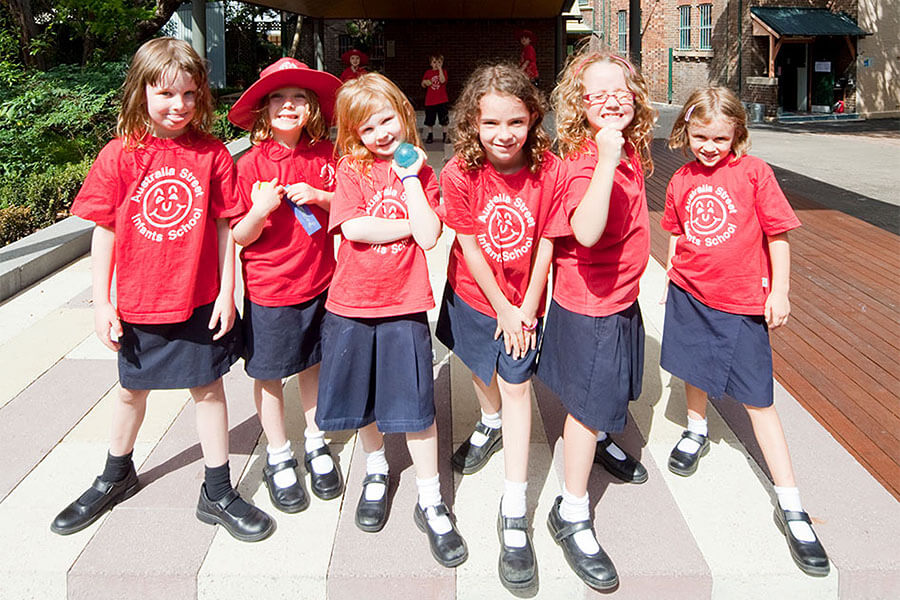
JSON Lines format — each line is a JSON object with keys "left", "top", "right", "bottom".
{"left": 662, "top": 87, "right": 829, "bottom": 576}
{"left": 538, "top": 50, "right": 656, "bottom": 590}
{"left": 436, "top": 63, "right": 566, "bottom": 590}
{"left": 315, "top": 73, "right": 468, "bottom": 568}
{"left": 54, "top": 38, "right": 273, "bottom": 542}
{"left": 227, "top": 58, "right": 344, "bottom": 515}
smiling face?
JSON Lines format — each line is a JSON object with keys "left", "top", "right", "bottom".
{"left": 145, "top": 68, "right": 197, "bottom": 138}
{"left": 357, "top": 103, "right": 404, "bottom": 160}
{"left": 478, "top": 91, "right": 532, "bottom": 174}
{"left": 581, "top": 61, "right": 635, "bottom": 134}
{"left": 266, "top": 86, "right": 310, "bottom": 144}
{"left": 350, "top": 54, "right": 361, "bottom": 68}
{"left": 688, "top": 115, "right": 736, "bottom": 167}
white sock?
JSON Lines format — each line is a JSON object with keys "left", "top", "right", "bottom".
{"left": 304, "top": 428, "right": 334, "bottom": 475}
{"left": 470, "top": 409, "right": 502, "bottom": 447}
{"left": 560, "top": 486, "right": 600, "bottom": 554}
{"left": 676, "top": 417, "right": 708, "bottom": 454}
{"left": 775, "top": 485, "right": 817, "bottom": 542}
{"left": 267, "top": 441, "right": 298, "bottom": 488}
{"left": 364, "top": 446, "right": 389, "bottom": 501}
{"left": 597, "top": 432, "right": 627, "bottom": 461}
{"left": 501, "top": 480, "right": 528, "bottom": 548}
{"left": 416, "top": 474, "right": 451, "bottom": 534}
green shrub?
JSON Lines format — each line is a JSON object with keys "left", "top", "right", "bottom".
{"left": 0, "top": 205, "right": 34, "bottom": 247}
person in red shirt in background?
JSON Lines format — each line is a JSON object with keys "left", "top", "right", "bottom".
{"left": 340, "top": 49, "right": 369, "bottom": 83}
{"left": 315, "top": 73, "right": 468, "bottom": 569}
{"left": 517, "top": 29, "right": 539, "bottom": 86}
{"left": 227, "top": 58, "right": 344, "bottom": 516}
{"left": 53, "top": 38, "right": 273, "bottom": 542}
{"left": 662, "top": 87, "right": 830, "bottom": 577}
{"left": 420, "top": 54, "right": 449, "bottom": 144}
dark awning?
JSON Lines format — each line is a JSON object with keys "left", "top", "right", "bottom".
{"left": 252, "top": 0, "right": 573, "bottom": 19}
{"left": 750, "top": 7, "right": 869, "bottom": 37}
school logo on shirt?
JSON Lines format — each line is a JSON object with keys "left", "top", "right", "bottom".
{"left": 366, "top": 187, "right": 409, "bottom": 254}
{"left": 684, "top": 184, "right": 738, "bottom": 247}
{"left": 129, "top": 167, "right": 205, "bottom": 243}
{"left": 430, "top": 76, "right": 441, "bottom": 90}
{"left": 476, "top": 193, "right": 535, "bottom": 262}
{"left": 320, "top": 163, "right": 335, "bottom": 190}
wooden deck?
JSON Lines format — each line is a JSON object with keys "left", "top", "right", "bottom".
{"left": 646, "top": 140, "right": 900, "bottom": 501}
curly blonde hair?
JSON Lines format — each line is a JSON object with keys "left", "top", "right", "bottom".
{"left": 334, "top": 73, "right": 421, "bottom": 176}
{"left": 450, "top": 63, "right": 551, "bottom": 174}
{"left": 552, "top": 49, "right": 656, "bottom": 173}
{"left": 668, "top": 87, "right": 750, "bottom": 159}
{"left": 249, "top": 88, "right": 327, "bottom": 146}
{"left": 118, "top": 37, "right": 214, "bottom": 150}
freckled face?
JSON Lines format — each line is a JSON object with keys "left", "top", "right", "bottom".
{"left": 688, "top": 115, "right": 736, "bottom": 167}
{"left": 357, "top": 103, "right": 404, "bottom": 159}
{"left": 145, "top": 69, "right": 197, "bottom": 138}
{"left": 478, "top": 91, "right": 532, "bottom": 174}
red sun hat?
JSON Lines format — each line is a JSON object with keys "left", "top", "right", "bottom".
{"left": 228, "top": 57, "right": 342, "bottom": 130}
{"left": 516, "top": 29, "right": 536, "bottom": 43}
{"left": 341, "top": 49, "right": 369, "bottom": 66}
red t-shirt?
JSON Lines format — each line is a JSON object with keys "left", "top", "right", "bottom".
{"left": 340, "top": 67, "right": 368, "bottom": 82}
{"left": 520, "top": 44, "right": 538, "bottom": 79}
{"left": 553, "top": 142, "right": 650, "bottom": 317}
{"left": 661, "top": 154, "right": 801, "bottom": 315}
{"left": 439, "top": 153, "right": 568, "bottom": 318}
{"left": 326, "top": 158, "right": 441, "bottom": 318}
{"left": 423, "top": 68, "right": 449, "bottom": 106}
{"left": 231, "top": 138, "right": 337, "bottom": 306}
{"left": 71, "top": 134, "right": 240, "bottom": 324}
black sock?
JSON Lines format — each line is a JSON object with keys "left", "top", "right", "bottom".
{"left": 204, "top": 462, "right": 251, "bottom": 517}
{"left": 100, "top": 450, "right": 134, "bottom": 483}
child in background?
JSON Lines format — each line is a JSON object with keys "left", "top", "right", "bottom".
{"left": 662, "top": 87, "right": 829, "bottom": 577}
{"left": 340, "top": 49, "right": 369, "bottom": 82}
{"left": 226, "top": 58, "right": 344, "bottom": 514}
{"left": 315, "top": 73, "right": 468, "bottom": 568}
{"left": 517, "top": 30, "right": 539, "bottom": 86}
{"left": 539, "top": 49, "right": 657, "bottom": 590}
{"left": 437, "top": 63, "right": 566, "bottom": 590}
{"left": 421, "top": 54, "right": 449, "bottom": 144}
{"left": 53, "top": 38, "right": 273, "bottom": 542}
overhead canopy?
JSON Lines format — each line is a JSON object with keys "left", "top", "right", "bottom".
{"left": 749, "top": 7, "right": 869, "bottom": 37}
{"left": 248, "top": 0, "right": 572, "bottom": 19}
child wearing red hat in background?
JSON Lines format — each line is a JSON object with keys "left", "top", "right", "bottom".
{"left": 341, "top": 49, "right": 369, "bottom": 82}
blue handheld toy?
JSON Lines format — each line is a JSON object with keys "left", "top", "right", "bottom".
{"left": 394, "top": 143, "right": 418, "bottom": 168}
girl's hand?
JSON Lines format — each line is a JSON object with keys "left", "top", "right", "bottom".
{"left": 250, "top": 178, "right": 283, "bottom": 216}
{"left": 594, "top": 127, "right": 624, "bottom": 166}
{"left": 391, "top": 146, "right": 426, "bottom": 179}
{"left": 94, "top": 301, "right": 122, "bottom": 352}
{"left": 285, "top": 182, "right": 320, "bottom": 207}
{"left": 765, "top": 290, "right": 790, "bottom": 329}
{"left": 494, "top": 304, "right": 529, "bottom": 359}
{"left": 209, "top": 293, "right": 236, "bottom": 340}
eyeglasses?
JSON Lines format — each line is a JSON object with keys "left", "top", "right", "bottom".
{"left": 582, "top": 91, "right": 635, "bottom": 106}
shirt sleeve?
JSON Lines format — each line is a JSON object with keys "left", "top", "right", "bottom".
{"left": 419, "top": 164, "right": 441, "bottom": 209}
{"left": 438, "top": 159, "right": 477, "bottom": 234}
{"left": 208, "top": 143, "right": 241, "bottom": 220}
{"left": 562, "top": 150, "right": 595, "bottom": 221}
{"left": 753, "top": 161, "right": 801, "bottom": 235}
{"left": 229, "top": 153, "right": 256, "bottom": 227}
{"left": 328, "top": 161, "right": 368, "bottom": 233}
{"left": 660, "top": 173, "right": 684, "bottom": 234}
{"left": 542, "top": 155, "right": 573, "bottom": 238}
{"left": 70, "top": 141, "right": 122, "bottom": 228}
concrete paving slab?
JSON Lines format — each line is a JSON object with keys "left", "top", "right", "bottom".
{"left": 65, "top": 387, "right": 190, "bottom": 446}
{"left": 65, "top": 332, "right": 117, "bottom": 360}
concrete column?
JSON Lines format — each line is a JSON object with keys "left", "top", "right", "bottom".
{"left": 191, "top": 0, "right": 206, "bottom": 59}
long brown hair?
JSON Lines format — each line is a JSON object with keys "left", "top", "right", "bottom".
{"left": 450, "top": 63, "right": 551, "bottom": 174}
{"left": 249, "top": 88, "right": 327, "bottom": 146}
{"left": 118, "top": 37, "right": 214, "bottom": 149}
{"left": 552, "top": 49, "right": 656, "bottom": 173}
{"left": 668, "top": 87, "right": 750, "bottom": 159}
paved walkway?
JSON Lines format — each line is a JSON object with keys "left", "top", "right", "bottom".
{"left": 1, "top": 124, "right": 898, "bottom": 599}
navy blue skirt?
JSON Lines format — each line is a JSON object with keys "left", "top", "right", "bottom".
{"left": 435, "top": 284, "right": 542, "bottom": 386}
{"left": 118, "top": 301, "right": 242, "bottom": 390}
{"left": 316, "top": 311, "right": 435, "bottom": 434}
{"left": 537, "top": 300, "right": 644, "bottom": 432}
{"left": 660, "top": 283, "right": 773, "bottom": 408}
{"left": 242, "top": 291, "right": 327, "bottom": 380}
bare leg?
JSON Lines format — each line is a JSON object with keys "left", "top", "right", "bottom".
{"left": 745, "top": 404, "right": 797, "bottom": 487}
{"left": 684, "top": 382, "right": 708, "bottom": 422}
{"left": 563, "top": 414, "right": 597, "bottom": 498}
{"left": 358, "top": 421, "right": 384, "bottom": 453}
{"left": 297, "top": 364, "right": 322, "bottom": 434}
{"left": 472, "top": 372, "right": 502, "bottom": 415}
{"left": 109, "top": 387, "right": 150, "bottom": 456}
{"left": 191, "top": 378, "right": 229, "bottom": 467}
{"left": 406, "top": 422, "right": 439, "bottom": 480}
{"left": 497, "top": 377, "right": 532, "bottom": 483}
{"left": 253, "top": 379, "right": 287, "bottom": 448}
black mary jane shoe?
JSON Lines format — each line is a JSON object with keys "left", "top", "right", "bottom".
{"left": 304, "top": 445, "right": 344, "bottom": 500}
{"left": 547, "top": 496, "right": 618, "bottom": 591}
{"left": 196, "top": 485, "right": 275, "bottom": 542}
{"left": 413, "top": 502, "right": 469, "bottom": 568}
{"left": 667, "top": 430, "right": 710, "bottom": 477}
{"left": 774, "top": 508, "right": 830, "bottom": 577}
{"left": 497, "top": 508, "right": 536, "bottom": 590}
{"left": 51, "top": 465, "right": 140, "bottom": 535}
{"left": 450, "top": 422, "right": 502, "bottom": 475}
{"left": 262, "top": 457, "right": 309, "bottom": 514}
{"left": 355, "top": 473, "right": 389, "bottom": 532}
{"left": 594, "top": 437, "right": 648, "bottom": 484}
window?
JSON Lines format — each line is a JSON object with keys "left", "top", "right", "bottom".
{"left": 617, "top": 11, "right": 627, "bottom": 53}
{"left": 578, "top": 0, "right": 590, "bottom": 6}
{"left": 678, "top": 5, "right": 691, "bottom": 50}
{"left": 699, "top": 4, "right": 712, "bottom": 50}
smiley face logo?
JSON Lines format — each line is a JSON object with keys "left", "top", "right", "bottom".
{"left": 143, "top": 179, "right": 192, "bottom": 228}
{"left": 372, "top": 197, "right": 407, "bottom": 220}
{"left": 320, "top": 163, "right": 335, "bottom": 190}
{"left": 688, "top": 194, "right": 727, "bottom": 235}
{"left": 487, "top": 205, "right": 526, "bottom": 249}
